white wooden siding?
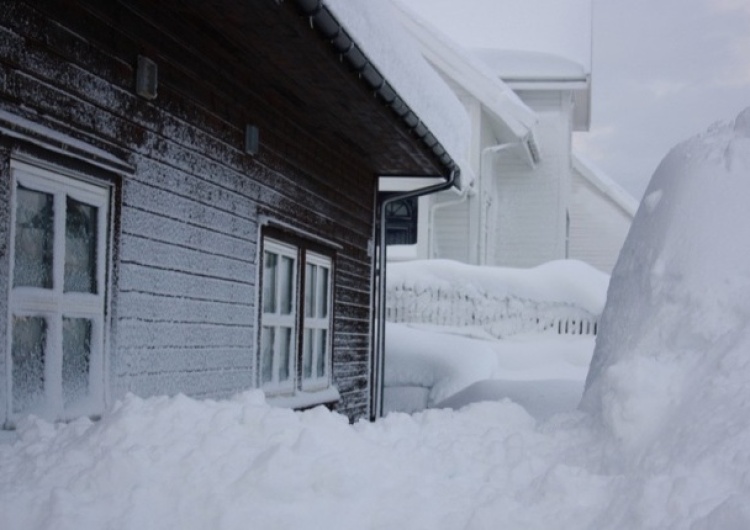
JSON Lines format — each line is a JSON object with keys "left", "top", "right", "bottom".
{"left": 569, "top": 171, "right": 633, "bottom": 273}
{"left": 490, "top": 90, "right": 572, "bottom": 268}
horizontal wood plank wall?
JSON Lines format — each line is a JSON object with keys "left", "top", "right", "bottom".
{"left": 0, "top": 1, "right": 375, "bottom": 420}
{"left": 0, "top": 146, "right": 10, "bottom": 422}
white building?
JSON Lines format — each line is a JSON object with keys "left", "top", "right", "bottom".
{"left": 384, "top": 1, "right": 636, "bottom": 274}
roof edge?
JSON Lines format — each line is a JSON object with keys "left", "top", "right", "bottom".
{"left": 291, "top": 0, "right": 462, "bottom": 187}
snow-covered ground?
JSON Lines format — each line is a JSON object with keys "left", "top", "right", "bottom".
{"left": 2, "top": 108, "right": 750, "bottom": 529}
{"left": 384, "top": 324, "right": 595, "bottom": 416}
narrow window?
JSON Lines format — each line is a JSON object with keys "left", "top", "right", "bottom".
{"left": 259, "top": 240, "right": 297, "bottom": 394}
{"left": 385, "top": 197, "right": 418, "bottom": 245}
{"left": 8, "top": 162, "right": 109, "bottom": 422}
{"left": 259, "top": 235, "right": 333, "bottom": 397}
{"left": 301, "top": 252, "right": 332, "bottom": 391}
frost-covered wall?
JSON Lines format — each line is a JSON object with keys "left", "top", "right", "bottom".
{"left": 0, "top": 0, "right": 385, "bottom": 422}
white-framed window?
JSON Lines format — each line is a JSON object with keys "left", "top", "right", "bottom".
{"left": 301, "top": 252, "right": 331, "bottom": 391}
{"left": 259, "top": 235, "right": 333, "bottom": 397}
{"left": 7, "top": 160, "right": 110, "bottom": 422}
{"left": 260, "top": 240, "right": 298, "bottom": 394}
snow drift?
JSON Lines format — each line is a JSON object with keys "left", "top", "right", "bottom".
{"left": 581, "top": 107, "right": 750, "bottom": 522}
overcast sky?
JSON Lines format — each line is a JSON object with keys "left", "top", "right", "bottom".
{"left": 401, "top": 0, "right": 750, "bottom": 199}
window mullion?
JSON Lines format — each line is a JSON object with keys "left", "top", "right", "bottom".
{"left": 48, "top": 189, "right": 67, "bottom": 415}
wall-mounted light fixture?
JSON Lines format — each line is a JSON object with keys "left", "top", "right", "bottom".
{"left": 245, "top": 124, "right": 260, "bottom": 156}
{"left": 136, "top": 55, "right": 158, "bottom": 100}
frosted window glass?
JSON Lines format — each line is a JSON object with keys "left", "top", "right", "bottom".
{"left": 279, "top": 256, "right": 294, "bottom": 316}
{"left": 263, "top": 252, "right": 277, "bottom": 314}
{"left": 303, "top": 329, "right": 313, "bottom": 379}
{"left": 317, "top": 267, "right": 329, "bottom": 319}
{"left": 12, "top": 316, "right": 47, "bottom": 414}
{"left": 62, "top": 317, "right": 92, "bottom": 406}
{"left": 316, "top": 329, "right": 327, "bottom": 378}
{"left": 261, "top": 326, "right": 274, "bottom": 384}
{"left": 65, "top": 197, "right": 98, "bottom": 293}
{"left": 279, "top": 327, "right": 292, "bottom": 382}
{"left": 14, "top": 186, "right": 54, "bottom": 288}
{"left": 305, "top": 263, "right": 316, "bottom": 317}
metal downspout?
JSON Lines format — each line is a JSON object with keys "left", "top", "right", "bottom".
{"left": 372, "top": 170, "right": 458, "bottom": 420}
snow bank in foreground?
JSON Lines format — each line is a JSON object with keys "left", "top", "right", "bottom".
{"left": 581, "top": 107, "right": 750, "bottom": 512}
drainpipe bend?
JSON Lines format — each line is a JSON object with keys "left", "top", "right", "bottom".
{"left": 372, "top": 170, "right": 458, "bottom": 420}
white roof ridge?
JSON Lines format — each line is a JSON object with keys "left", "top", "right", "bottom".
{"left": 391, "top": 0, "right": 538, "bottom": 141}
{"left": 572, "top": 152, "right": 639, "bottom": 217}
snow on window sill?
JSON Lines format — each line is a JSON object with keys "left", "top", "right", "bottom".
{"left": 266, "top": 386, "right": 341, "bottom": 411}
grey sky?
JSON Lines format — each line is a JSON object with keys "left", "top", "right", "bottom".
{"left": 401, "top": 0, "right": 750, "bottom": 199}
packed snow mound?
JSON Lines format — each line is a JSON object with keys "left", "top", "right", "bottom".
{"left": 582, "top": 107, "right": 750, "bottom": 460}
{"left": 384, "top": 323, "right": 500, "bottom": 409}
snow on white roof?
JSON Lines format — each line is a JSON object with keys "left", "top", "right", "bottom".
{"left": 572, "top": 153, "right": 639, "bottom": 218}
{"left": 324, "top": 0, "right": 472, "bottom": 188}
{"left": 398, "top": 0, "right": 592, "bottom": 74}
{"left": 391, "top": 1, "right": 538, "bottom": 142}
{"left": 474, "top": 49, "right": 588, "bottom": 82}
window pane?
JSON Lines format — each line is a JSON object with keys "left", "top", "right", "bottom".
{"left": 278, "top": 327, "right": 292, "bottom": 382}
{"left": 263, "top": 252, "right": 277, "bottom": 314}
{"left": 317, "top": 267, "right": 329, "bottom": 319}
{"left": 305, "top": 263, "right": 316, "bottom": 317}
{"left": 302, "top": 329, "right": 313, "bottom": 380}
{"left": 14, "top": 186, "right": 54, "bottom": 288}
{"left": 65, "top": 197, "right": 98, "bottom": 293}
{"left": 316, "top": 329, "right": 327, "bottom": 378}
{"left": 62, "top": 317, "right": 92, "bottom": 406}
{"left": 279, "top": 256, "right": 294, "bottom": 316}
{"left": 11, "top": 316, "right": 47, "bottom": 414}
{"left": 260, "top": 326, "right": 274, "bottom": 384}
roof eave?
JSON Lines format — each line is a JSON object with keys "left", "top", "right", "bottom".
{"left": 292, "top": 0, "right": 461, "bottom": 186}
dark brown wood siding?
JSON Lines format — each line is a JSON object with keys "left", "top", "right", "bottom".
{"left": 0, "top": 0, "right": 429, "bottom": 421}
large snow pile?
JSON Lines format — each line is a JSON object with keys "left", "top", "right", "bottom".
{"left": 581, "top": 107, "right": 750, "bottom": 522}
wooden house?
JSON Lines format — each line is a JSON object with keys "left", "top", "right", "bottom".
{"left": 0, "top": 0, "right": 461, "bottom": 426}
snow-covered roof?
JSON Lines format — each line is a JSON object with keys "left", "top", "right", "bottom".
{"left": 324, "top": 0, "right": 472, "bottom": 190}
{"left": 474, "top": 50, "right": 588, "bottom": 83}
{"left": 397, "top": 0, "right": 592, "bottom": 73}
{"left": 476, "top": 48, "right": 591, "bottom": 132}
{"left": 391, "top": 2, "right": 538, "bottom": 145}
{"left": 572, "top": 153, "right": 639, "bottom": 218}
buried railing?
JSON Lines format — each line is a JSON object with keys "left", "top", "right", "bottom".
{"left": 385, "top": 283, "right": 599, "bottom": 338}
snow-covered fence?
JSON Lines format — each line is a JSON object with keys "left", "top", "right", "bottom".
{"left": 386, "top": 282, "right": 599, "bottom": 338}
